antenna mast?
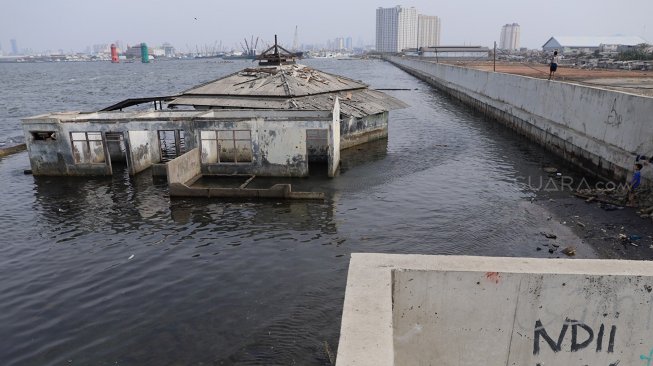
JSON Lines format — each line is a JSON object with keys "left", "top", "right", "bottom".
{"left": 292, "top": 25, "right": 299, "bottom": 51}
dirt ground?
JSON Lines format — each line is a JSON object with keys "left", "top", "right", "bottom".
{"left": 540, "top": 195, "right": 653, "bottom": 261}
{"left": 446, "top": 61, "right": 653, "bottom": 97}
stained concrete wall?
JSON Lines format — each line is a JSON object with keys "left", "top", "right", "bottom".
{"left": 338, "top": 254, "right": 653, "bottom": 366}
{"left": 329, "top": 98, "right": 341, "bottom": 177}
{"left": 387, "top": 56, "right": 653, "bottom": 182}
{"left": 128, "top": 130, "right": 155, "bottom": 174}
{"left": 22, "top": 118, "right": 112, "bottom": 175}
{"left": 167, "top": 148, "right": 200, "bottom": 185}
{"left": 196, "top": 118, "right": 331, "bottom": 177}
{"left": 23, "top": 109, "right": 338, "bottom": 177}
{"left": 340, "top": 112, "right": 389, "bottom": 150}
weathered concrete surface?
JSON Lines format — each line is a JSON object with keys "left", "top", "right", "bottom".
{"left": 328, "top": 98, "right": 341, "bottom": 177}
{"left": 387, "top": 56, "right": 653, "bottom": 184}
{"left": 22, "top": 109, "right": 338, "bottom": 177}
{"left": 128, "top": 130, "right": 156, "bottom": 174}
{"left": 338, "top": 254, "right": 653, "bottom": 366}
{"left": 167, "top": 148, "right": 200, "bottom": 185}
{"left": 340, "top": 112, "right": 389, "bottom": 150}
{"left": 169, "top": 182, "right": 324, "bottom": 200}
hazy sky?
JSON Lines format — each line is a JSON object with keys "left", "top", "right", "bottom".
{"left": 1, "top": 0, "right": 651, "bottom": 52}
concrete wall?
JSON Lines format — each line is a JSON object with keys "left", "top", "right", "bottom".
{"left": 338, "top": 254, "right": 653, "bottom": 366}
{"left": 22, "top": 119, "right": 112, "bottom": 175}
{"left": 167, "top": 148, "right": 200, "bottom": 185}
{"left": 329, "top": 98, "right": 341, "bottom": 177}
{"left": 196, "top": 118, "right": 331, "bottom": 177}
{"left": 23, "top": 110, "right": 338, "bottom": 177}
{"left": 128, "top": 130, "right": 155, "bottom": 174}
{"left": 387, "top": 56, "right": 653, "bottom": 182}
{"left": 340, "top": 112, "right": 389, "bottom": 150}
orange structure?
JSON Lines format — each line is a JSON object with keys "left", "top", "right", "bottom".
{"left": 110, "top": 44, "right": 119, "bottom": 63}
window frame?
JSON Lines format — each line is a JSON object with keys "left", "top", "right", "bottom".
{"left": 70, "top": 131, "right": 106, "bottom": 165}
{"left": 200, "top": 129, "right": 253, "bottom": 164}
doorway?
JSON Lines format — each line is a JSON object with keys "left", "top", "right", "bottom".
{"left": 306, "top": 129, "right": 329, "bottom": 177}
{"left": 105, "top": 132, "right": 131, "bottom": 172}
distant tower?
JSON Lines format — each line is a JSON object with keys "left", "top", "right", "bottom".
{"left": 499, "top": 23, "right": 521, "bottom": 51}
{"left": 417, "top": 15, "right": 441, "bottom": 48}
{"left": 10, "top": 39, "right": 18, "bottom": 55}
{"left": 292, "top": 25, "right": 299, "bottom": 51}
{"left": 111, "top": 44, "right": 119, "bottom": 63}
{"left": 376, "top": 6, "right": 418, "bottom": 52}
{"left": 345, "top": 36, "right": 353, "bottom": 50}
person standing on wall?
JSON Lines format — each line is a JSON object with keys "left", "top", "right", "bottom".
{"left": 548, "top": 50, "right": 559, "bottom": 80}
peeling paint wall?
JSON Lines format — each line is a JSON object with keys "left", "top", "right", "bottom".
{"left": 329, "top": 99, "right": 341, "bottom": 177}
{"left": 128, "top": 131, "right": 154, "bottom": 174}
{"left": 23, "top": 110, "right": 339, "bottom": 178}
{"left": 388, "top": 56, "right": 653, "bottom": 182}
{"left": 22, "top": 120, "right": 111, "bottom": 175}
{"left": 200, "top": 118, "right": 326, "bottom": 177}
{"left": 340, "top": 112, "right": 389, "bottom": 150}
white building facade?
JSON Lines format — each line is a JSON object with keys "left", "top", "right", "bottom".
{"left": 417, "top": 15, "right": 441, "bottom": 48}
{"left": 499, "top": 23, "right": 521, "bottom": 50}
{"left": 376, "top": 6, "right": 418, "bottom": 52}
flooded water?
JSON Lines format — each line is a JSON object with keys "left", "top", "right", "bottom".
{"left": 0, "top": 59, "right": 598, "bottom": 365}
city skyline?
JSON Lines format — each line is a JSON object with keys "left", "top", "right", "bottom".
{"left": 1, "top": 0, "right": 652, "bottom": 54}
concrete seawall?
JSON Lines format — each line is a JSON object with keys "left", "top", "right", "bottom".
{"left": 386, "top": 56, "right": 653, "bottom": 183}
{"left": 338, "top": 254, "right": 653, "bottom": 365}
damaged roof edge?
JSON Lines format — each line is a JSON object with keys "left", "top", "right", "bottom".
{"left": 100, "top": 95, "right": 178, "bottom": 112}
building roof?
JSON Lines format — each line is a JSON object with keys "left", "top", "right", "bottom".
{"left": 543, "top": 36, "right": 648, "bottom": 49}
{"left": 181, "top": 64, "right": 369, "bottom": 98}
{"left": 171, "top": 88, "right": 406, "bottom": 119}
{"left": 168, "top": 63, "right": 407, "bottom": 117}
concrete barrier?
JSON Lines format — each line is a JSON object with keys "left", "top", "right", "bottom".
{"left": 338, "top": 254, "right": 653, "bottom": 365}
{"left": 166, "top": 148, "right": 200, "bottom": 185}
{"left": 387, "top": 56, "right": 653, "bottom": 183}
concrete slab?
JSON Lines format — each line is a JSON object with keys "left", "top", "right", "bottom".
{"left": 337, "top": 254, "right": 653, "bottom": 366}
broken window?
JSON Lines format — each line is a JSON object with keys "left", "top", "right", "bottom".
{"left": 200, "top": 130, "right": 252, "bottom": 164}
{"left": 158, "top": 130, "right": 186, "bottom": 162}
{"left": 31, "top": 131, "right": 57, "bottom": 141}
{"left": 70, "top": 132, "right": 106, "bottom": 164}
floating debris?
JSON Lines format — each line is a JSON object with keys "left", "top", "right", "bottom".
{"left": 561, "top": 246, "right": 576, "bottom": 256}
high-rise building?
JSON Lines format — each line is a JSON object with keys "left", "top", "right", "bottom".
{"left": 376, "top": 6, "right": 418, "bottom": 52}
{"left": 499, "top": 23, "right": 521, "bottom": 51}
{"left": 10, "top": 39, "right": 18, "bottom": 55}
{"left": 417, "top": 15, "right": 441, "bottom": 48}
{"left": 336, "top": 37, "right": 345, "bottom": 50}
{"left": 345, "top": 37, "right": 353, "bottom": 51}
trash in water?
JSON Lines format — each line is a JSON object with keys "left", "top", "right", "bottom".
{"left": 128, "top": 254, "right": 135, "bottom": 260}
{"left": 562, "top": 246, "right": 576, "bottom": 256}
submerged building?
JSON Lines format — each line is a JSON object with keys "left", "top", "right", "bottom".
{"left": 22, "top": 44, "right": 406, "bottom": 181}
